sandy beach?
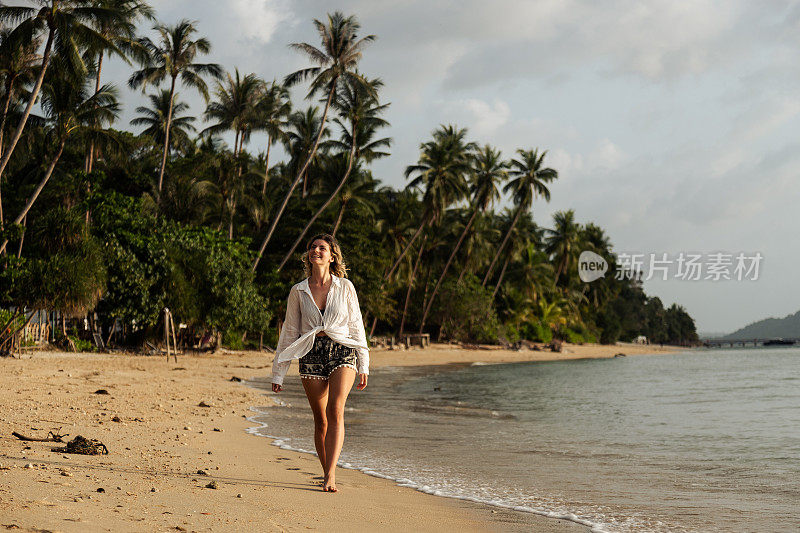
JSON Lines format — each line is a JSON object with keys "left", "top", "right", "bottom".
{"left": 0, "top": 342, "right": 681, "bottom": 532}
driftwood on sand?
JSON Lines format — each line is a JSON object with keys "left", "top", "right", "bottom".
{"left": 12, "top": 429, "right": 68, "bottom": 442}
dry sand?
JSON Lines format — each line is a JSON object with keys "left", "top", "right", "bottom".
{"left": 0, "top": 342, "right": 682, "bottom": 532}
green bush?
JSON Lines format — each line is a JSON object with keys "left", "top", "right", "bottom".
{"left": 222, "top": 330, "right": 245, "bottom": 350}
{"left": 431, "top": 275, "right": 500, "bottom": 343}
{"left": 520, "top": 321, "right": 553, "bottom": 343}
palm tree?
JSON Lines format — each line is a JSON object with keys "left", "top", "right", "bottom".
{"left": 277, "top": 76, "right": 390, "bottom": 270}
{"left": 453, "top": 212, "right": 497, "bottom": 284}
{"left": 0, "top": 29, "right": 40, "bottom": 160}
{"left": 0, "top": 28, "right": 39, "bottom": 229}
{"left": 331, "top": 169, "right": 376, "bottom": 236}
{"left": 544, "top": 209, "right": 581, "bottom": 287}
{"left": 399, "top": 233, "right": 427, "bottom": 337}
{"left": 491, "top": 217, "right": 541, "bottom": 299}
{"left": 251, "top": 11, "right": 375, "bottom": 272}
{"left": 282, "top": 106, "right": 329, "bottom": 198}
{"left": 205, "top": 150, "right": 250, "bottom": 239}
{"left": 579, "top": 222, "right": 613, "bottom": 306}
{"left": 514, "top": 240, "right": 554, "bottom": 303}
{"left": 419, "top": 144, "right": 507, "bottom": 332}
{"left": 202, "top": 69, "right": 264, "bottom": 157}
{"left": 128, "top": 18, "right": 222, "bottom": 193}
{"left": 131, "top": 89, "right": 196, "bottom": 153}
{"left": 482, "top": 148, "right": 557, "bottom": 286}
{"left": 153, "top": 174, "right": 211, "bottom": 225}
{"left": 385, "top": 125, "right": 474, "bottom": 282}
{"left": 0, "top": 69, "right": 120, "bottom": 254}
{"left": 0, "top": 0, "right": 122, "bottom": 224}
{"left": 84, "top": 0, "right": 154, "bottom": 173}
{"left": 254, "top": 81, "right": 290, "bottom": 196}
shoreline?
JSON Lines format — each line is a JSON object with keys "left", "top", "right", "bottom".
{"left": 0, "top": 343, "right": 682, "bottom": 532}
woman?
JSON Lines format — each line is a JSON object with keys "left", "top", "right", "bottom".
{"left": 271, "top": 233, "right": 369, "bottom": 492}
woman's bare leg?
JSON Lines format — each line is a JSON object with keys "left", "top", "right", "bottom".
{"left": 302, "top": 377, "right": 329, "bottom": 473}
{"left": 323, "top": 366, "right": 356, "bottom": 492}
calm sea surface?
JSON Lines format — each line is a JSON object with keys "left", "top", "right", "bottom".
{"left": 248, "top": 347, "right": 800, "bottom": 532}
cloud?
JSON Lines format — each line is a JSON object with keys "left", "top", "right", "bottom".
{"left": 229, "top": 0, "right": 295, "bottom": 43}
{"left": 440, "top": 98, "right": 511, "bottom": 137}
{"left": 439, "top": 0, "right": 756, "bottom": 90}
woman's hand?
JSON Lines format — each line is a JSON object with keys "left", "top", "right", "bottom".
{"left": 272, "top": 383, "right": 283, "bottom": 393}
{"left": 356, "top": 373, "right": 368, "bottom": 390}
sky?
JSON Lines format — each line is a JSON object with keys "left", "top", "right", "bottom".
{"left": 95, "top": 0, "right": 800, "bottom": 336}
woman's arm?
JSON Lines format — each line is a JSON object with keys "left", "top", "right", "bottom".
{"left": 346, "top": 280, "right": 369, "bottom": 387}
{"left": 272, "top": 288, "right": 302, "bottom": 389}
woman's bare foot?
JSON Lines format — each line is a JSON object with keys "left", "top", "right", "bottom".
{"left": 322, "top": 474, "right": 337, "bottom": 492}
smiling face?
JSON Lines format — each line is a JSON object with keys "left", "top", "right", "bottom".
{"left": 308, "top": 239, "right": 334, "bottom": 267}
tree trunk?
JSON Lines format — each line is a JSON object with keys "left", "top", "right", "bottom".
{"left": 419, "top": 207, "right": 478, "bottom": 332}
{"left": 228, "top": 199, "right": 236, "bottom": 240}
{"left": 400, "top": 235, "right": 426, "bottom": 337}
{"left": 418, "top": 255, "right": 434, "bottom": 331}
{"left": 385, "top": 220, "right": 426, "bottom": 281}
{"left": 0, "top": 77, "right": 13, "bottom": 161}
{"left": 157, "top": 75, "right": 177, "bottom": 194}
{"left": 369, "top": 316, "right": 377, "bottom": 338}
{"left": 0, "top": 139, "right": 66, "bottom": 255}
{"left": 331, "top": 200, "right": 347, "bottom": 237}
{"left": 482, "top": 207, "right": 521, "bottom": 287}
{"left": 252, "top": 80, "right": 337, "bottom": 272}
{"left": 492, "top": 254, "right": 511, "bottom": 299}
{"left": 277, "top": 120, "right": 358, "bottom": 271}
{"left": 457, "top": 249, "right": 472, "bottom": 285}
{"left": 0, "top": 77, "right": 15, "bottom": 229}
{"left": 261, "top": 135, "right": 272, "bottom": 196}
{"left": 86, "top": 52, "right": 103, "bottom": 175}
{"left": 0, "top": 28, "right": 54, "bottom": 235}
{"left": 553, "top": 253, "right": 568, "bottom": 287}
{"left": 16, "top": 215, "right": 25, "bottom": 258}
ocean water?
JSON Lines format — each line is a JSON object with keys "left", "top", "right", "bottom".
{"left": 247, "top": 347, "right": 800, "bottom": 532}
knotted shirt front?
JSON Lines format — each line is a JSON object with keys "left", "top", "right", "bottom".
{"left": 271, "top": 275, "right": 369, "bottom": 385}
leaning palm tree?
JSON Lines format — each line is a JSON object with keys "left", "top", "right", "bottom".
{"left": 0, "top": 28, "right": 40, "bottom": 160}
{"left": 491, "top": 217, "right": 542, "bottom": 299}
{"left": 130, "top": 89, "right": 196, "bottom": 153}
{"left": 418, "top": 144, "right": 507, "bottom": 332}
{"left": 482, "top": 148, "right": 557, "bottom": 286}
{"left": 385, "top": 125, "right": 475, "bottom": 282}
{"left": 251, "top": 11, "right": 375, "bottom": 272}
{"left": 331, "top": 169, "right": 376, "bottom": 236}
{"left": 254, "top": 81, "right": 291, "bottom": 195}
{"left": 83, "top": 0, "right": 154, "bottom": 173}
{"left": 277, "top": 75, "right": 390, "bottom": 270}
{"left": 128, "top": 18, "right": 222, "bottom": 193}
{"left": 0, "top": 69, "right": 120, "bottom": 255}
{"left": 0, "top": 28, "right": 40, "bottom": 229}
{"left": 0, "top": 0, "right": 122, "bottom": 225}
{"left": 544, "top": 209, "right": 581, "bottom": 287}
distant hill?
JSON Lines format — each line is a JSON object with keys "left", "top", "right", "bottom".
{"left": 722, "top": 310, "right": 800, "bottom": 340}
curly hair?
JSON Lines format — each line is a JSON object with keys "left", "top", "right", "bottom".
{"left": 302, "top": 233, "right": 348, "bottom": 278}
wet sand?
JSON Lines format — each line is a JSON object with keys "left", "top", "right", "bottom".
{"left": 0, "top": 342, "right": 679, "bottom": 532}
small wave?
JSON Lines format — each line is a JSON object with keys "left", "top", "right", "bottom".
{"left": 409, "top": 403, "right": 516, "bottom": 419}
{"left": 244, "top": 406, "right": 613, "bottom": 533}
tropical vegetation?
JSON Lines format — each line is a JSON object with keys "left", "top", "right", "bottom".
{"left": 0, "top": 4, "right": 698, "bottom": 353}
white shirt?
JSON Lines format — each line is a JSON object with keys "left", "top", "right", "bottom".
{"left": 271, "top": 274, "right": 369, "bottom": 385}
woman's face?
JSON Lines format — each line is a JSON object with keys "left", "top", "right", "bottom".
{"left": 308, "top": 239, "right": 333, "bottom": 267}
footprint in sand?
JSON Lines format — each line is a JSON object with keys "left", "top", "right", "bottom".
{"left": 286, "top": 467, "right": 300, "bottom": 470}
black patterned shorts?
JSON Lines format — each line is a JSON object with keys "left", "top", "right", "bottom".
{"left": 299, "top": 335, "right": 359, "bottom": 380}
